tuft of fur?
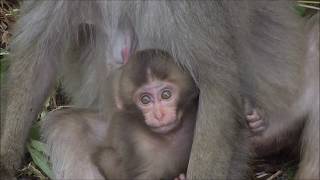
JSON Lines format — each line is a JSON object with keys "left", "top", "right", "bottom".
{"left": 42, "top": 108, "right": 106, "bottom": 179}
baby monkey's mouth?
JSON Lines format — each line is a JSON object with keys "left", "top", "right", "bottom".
{"left": 150, "top": 119, "right": 181, "bottom": 134}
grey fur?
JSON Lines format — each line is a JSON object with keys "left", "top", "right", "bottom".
{"left": 296, "top": 14, "right": 319, "bottom": 179}
{"left": 250, "top": 14, "right": 319, "bottom": 180}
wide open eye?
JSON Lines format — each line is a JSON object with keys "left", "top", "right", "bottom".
{"left": 140, "top": 94, "right": 152, "bottom": 104}
{"left": 161, "top": 89, "right": 172, "bottom": 100}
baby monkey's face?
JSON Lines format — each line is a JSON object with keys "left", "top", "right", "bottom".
{"left": 133, "top": 80, "right": 182, "bottom": 134}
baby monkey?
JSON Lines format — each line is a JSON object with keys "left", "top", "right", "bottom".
{"left": 42, "top": 49, "right": 199, "bottom": 180}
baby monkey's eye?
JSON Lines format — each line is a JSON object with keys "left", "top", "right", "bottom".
{"left": 161, "top": 89, "right": 172, "bottom": 100}
{"left": 140, "top": 94, "right": 152, "bottom": 104}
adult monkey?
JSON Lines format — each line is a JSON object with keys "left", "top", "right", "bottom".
{"left": 0, "top": 1, "right": 305, "bottom": 179}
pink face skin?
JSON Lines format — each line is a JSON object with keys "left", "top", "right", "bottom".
{"left": 134, "top": 80, "right": 182, "bottom": 134}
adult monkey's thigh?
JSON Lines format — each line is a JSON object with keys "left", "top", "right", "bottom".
{"left": 0, "top": 1, "right": 108, "bottom": 178}
{"left": 187, "top": 1, "right": 305, "bottom": 179}
{"left": 247, "top": 14, "right": 319, "bottom": 180}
